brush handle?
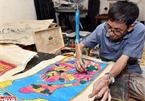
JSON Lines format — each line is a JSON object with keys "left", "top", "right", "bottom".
{"left": 76, "top": 41, "right": 82, "bottom": 57}
{"left": 75, "top": 9, "right": 80, "bottom": 43}
{"left": 81, "top": 58, "right": 85, "bottom": 64}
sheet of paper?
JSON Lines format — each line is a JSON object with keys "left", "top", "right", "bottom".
{"left": 0, "top": 55, "right": 114, "bottom": 101}
{"left": 0, "top": 44, "right": 37, "bottom": 81}
{"left": 0, "top": 19, "right": 53, "bottom": 45}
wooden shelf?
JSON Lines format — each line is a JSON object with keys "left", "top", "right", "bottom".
{"left": 95, "top": 14, "right": 108, "bottom": 26}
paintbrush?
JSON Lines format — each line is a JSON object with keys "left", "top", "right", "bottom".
{"left": 82, "top": 58, "right": 88, "bottom": 74}
{"left": 76, "top": 41, "right": 87, "bottom": 74}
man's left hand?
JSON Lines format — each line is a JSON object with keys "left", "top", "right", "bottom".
{"left": 88, "top": 75, "right": 112, "bottom": 101}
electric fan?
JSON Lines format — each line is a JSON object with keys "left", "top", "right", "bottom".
{"left": 68, "top": 0, "right": 85, "bottom": 43}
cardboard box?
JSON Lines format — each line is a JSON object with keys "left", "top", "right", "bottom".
{"left": 33, "top": 27, "right": 64, "bottom": 54}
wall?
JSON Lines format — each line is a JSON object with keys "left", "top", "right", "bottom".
{"left": 0, "top": 0, "right": 144, "bottom": 26}
{"left": 0, "top": 0, "right": 37, "bottom": 26}
{"left": 99, "top": 0, "right": 145, "bottom": 21}
{"left": 82, "top": 0, "right": 145, "bottom": 21}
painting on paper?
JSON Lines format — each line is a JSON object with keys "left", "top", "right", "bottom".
{"left": 0, "top": 57, "right": 108, "bottom": 101}
{"left": 0, "top": 60, "right": 16, "bottom": 76}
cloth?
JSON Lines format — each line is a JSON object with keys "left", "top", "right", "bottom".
{"left": 82, "top": 21, "right": 145, "bottom": 74}
{"left": 110, "top": 68, "right": 129, "bottom": 100}
{"left": 129, "top": 73, "right": 145, "bottom": 100}
{"left": 110, "top": 68, "right": 145, "bottom": 100}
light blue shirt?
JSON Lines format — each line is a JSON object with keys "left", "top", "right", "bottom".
{"left": 82, "top": 21, "right": 145, "bottom": 74}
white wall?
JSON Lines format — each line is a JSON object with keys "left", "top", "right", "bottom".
{"left": 99, "top": 0, "right": 145, "bottom": 21}
{"left": 137, "top": 0, "right": 145, "bottom": 20}
{"left": 82, "top": 0, "right": 145, "bottom": 21}
{"left": 0, "top": 0, "right": 144, "bottom": 26}
{"left": 0, "top": 0, "right": 37, "bottom": 26}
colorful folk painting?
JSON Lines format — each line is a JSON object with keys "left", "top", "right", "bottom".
{"left": 0, "top": 57, "right": 108, "bottom": 101}
{"left": 0, "top": 60, "right": 16, "bottom": 76}
{"left": 0, "top": 88, "right": 11, "bottom": 96}
{"left": 0, "top": 88, "right": 21, "bottom": 101}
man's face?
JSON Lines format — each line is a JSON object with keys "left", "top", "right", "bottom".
{"left": 105, "top": 20, "right": 131, "bottom": 41}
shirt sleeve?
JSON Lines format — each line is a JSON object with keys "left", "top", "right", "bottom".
{"left": 123, "top": 23, "right": 145, "bottom": 59}
{"left": 82, "top": 24, "right": 104, "bottom": 49}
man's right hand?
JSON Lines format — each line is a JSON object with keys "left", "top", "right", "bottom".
{"left": 75, "top": 58, "right": 88, "bottom": 72}
{"left": 75, "top": 42, "right": 87, "bottom": 72}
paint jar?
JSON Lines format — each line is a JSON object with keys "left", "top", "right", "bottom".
{"left": 89, "top": 49, "right": 94, "bottom": 57}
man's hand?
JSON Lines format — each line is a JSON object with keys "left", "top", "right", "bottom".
{"left": 75, "top": 42, "right": 87, "bottom": 72}
{"left": 75, "top": 58, "right": 88, "bottom": 72}
{"left": 89, "top": 75, "right": 112, "bottom": 101}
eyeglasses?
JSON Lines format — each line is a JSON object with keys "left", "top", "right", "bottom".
{"left": 105, "top": 22, "right": 127, "bottom": 36}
